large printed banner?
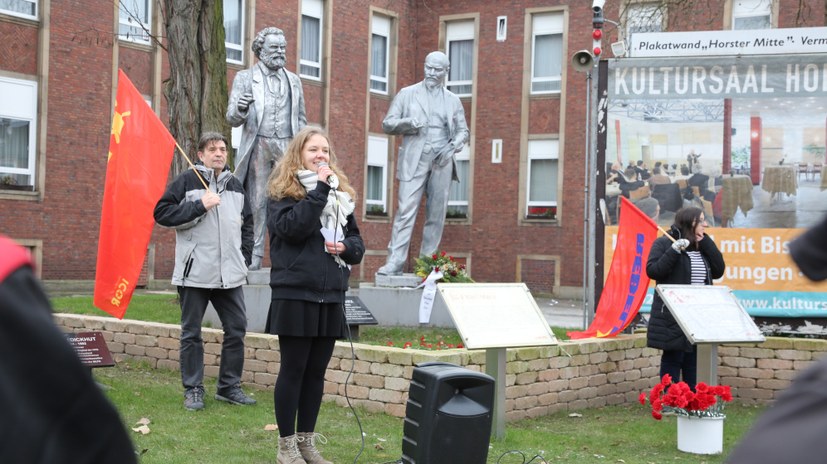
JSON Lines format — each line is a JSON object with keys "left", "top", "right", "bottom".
{"left": 629, "top": 26, "right": 827, "bottom": 58}
{"left": 605, "top": 48, "right": 827, "bottom": 319}
{"left": 611, "top": 54, "right": 827, "bottom": 100}
{"left": 605, "top": 227, "right": 827, "bottom": 317}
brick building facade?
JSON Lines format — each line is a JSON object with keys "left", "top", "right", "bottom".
{"left": 1, "top": 0, "right": 822, "bottom": 296}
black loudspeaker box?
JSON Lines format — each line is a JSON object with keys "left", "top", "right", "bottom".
{"left": 400, "top": 361, "right": 495, "bottom": 464}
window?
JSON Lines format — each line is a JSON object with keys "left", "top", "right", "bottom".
{"left": 447, "top": 144, "right": 470, "bottom": 218}
{"left": 626, "top": 3, "right": 663, "bottom": 38}
{"left": 300, "top": 0, "right": 323, "bottom": 80}
{"left": 366, "top": 135, "right": 388, "bottom": 215}
{"left": 119, "top": 0, "right": 151, "bottom": 44}
{"left": 445, "top": 21, "right": 474, "bottom": 97}
{"left": 531, "top": 13, "right": 564, "bottom": 94}
{"left": 370, "top": 14, "right": 390, "bottom": 94}
{"left": 224, "top": 0, "right": 244, "bottom": 64}
{"left": 526, "top": 140, "right": 559, "bottom": 220}
{"left": 0, "top": 76, "right": 37, "bottom": 190}
{"left": 0, "top": 0, "right": 37, "bottom": 19}
{"left": 733, "top": 0, "right": 771, "bottom": 30}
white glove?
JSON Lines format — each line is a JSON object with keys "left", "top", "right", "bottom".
{"left": 671, "top": 238, "right": 690, "bottom": 253}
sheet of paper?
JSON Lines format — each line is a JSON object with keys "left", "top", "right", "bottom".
{"left": 320, "top": 225, "right": 344, "bottom": 243}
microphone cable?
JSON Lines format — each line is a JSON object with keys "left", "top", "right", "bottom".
{"left": 326, "top": 179, "right": 367, "bottom": 463}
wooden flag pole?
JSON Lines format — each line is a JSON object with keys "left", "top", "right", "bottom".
{"left": 658, "top": 225, "right": 676, "bottom": 242}
{"left": 174, "top": 142, "right": 209, "bottom": 190}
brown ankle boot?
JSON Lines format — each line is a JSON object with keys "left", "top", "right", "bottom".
{"left": 277, "top": 434, "right": 307, "bottom": 464}
{"left": 297, "top": 432, "right": 332, "bottom": 464}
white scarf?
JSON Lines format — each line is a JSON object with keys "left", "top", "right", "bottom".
{"left": 297, "top": 169, "right": 355, "bottom": 267}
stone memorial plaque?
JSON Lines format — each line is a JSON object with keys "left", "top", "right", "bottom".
{"left": 66, "top": 331, "right": 115, "bottom": 368}
{"left": 345, "top": 296, "right": 377, "bottom": 326}
{"left": 656, "top": 285, "right": 765, "bottom": 344}
{"left": 437, "top": 283, "right": 557, "bottom": 350}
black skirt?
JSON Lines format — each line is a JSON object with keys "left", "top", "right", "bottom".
{"left": 265, "top": 299, "right": 347, "bottom": 338}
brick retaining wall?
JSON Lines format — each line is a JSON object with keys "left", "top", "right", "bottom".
{"left": 55, "top": 314, "right": 827, "bottom": 421}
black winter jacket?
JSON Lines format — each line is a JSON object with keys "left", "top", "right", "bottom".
{"left": 645, "top": 227, "right": 725, "bottom": 351}
{"left": 0, "top": 236, "right": 137, "bottom": 464}
{"left": 267, "top": 181, "right": 364, "bottom": 302}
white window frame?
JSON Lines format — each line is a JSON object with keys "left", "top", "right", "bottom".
{"left": 447, "top": 144, "right": 471, "bottom": 218}
{"left": 0, "top": 76, "right": 37, "bottom": 188}
{"left": 445, "top": 20, "right": 474, "bottom": 97}
{"left": 732, "top": 0, "right": 772, "bottom": 30}
{"left": 531, "top": 12, "right": 564, "bottom": 95}
{"left": 626, "top": 3, "right": 663, "bottom": 39}
{"left": 300, "top": 0, "right": 323, "bottom": 81}
{"left": 118, "top": 0, "right": 152, "bottom": 44}
{"left": 526, "top": 139, "right": 559, "bottom": 219}
{"left": 0, "top": 0, "right": 37, "bottom": 20}
{"left": 224, "top": 0, "right": 245, "bottom": 65}
{"left": 369, "top": 14, "right": 391, "bottom": 95}
{"left": 366, "top": 135, "right": 389, "bottom": 215}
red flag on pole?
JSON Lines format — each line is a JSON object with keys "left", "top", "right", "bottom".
{"left": 568, "top": 196, "right": 659, "bottom": 339}
{"left": 93, "top": 70, "right": 174, "bottom": 319}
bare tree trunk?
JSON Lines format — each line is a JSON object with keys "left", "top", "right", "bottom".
{"left": 163, "top": 0, "right": 230, "bottom": 176}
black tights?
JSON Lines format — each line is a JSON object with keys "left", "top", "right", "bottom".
{"left": 274, "top": 336, "right": 336, "bottom": 437}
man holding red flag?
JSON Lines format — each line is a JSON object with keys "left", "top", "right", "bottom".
{"left": 154, "top": 132, "right": 255, "bottom": 411}
{"left": 94, "top": 70, "right": 175, "bottom": 319}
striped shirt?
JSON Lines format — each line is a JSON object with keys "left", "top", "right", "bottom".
{"left": 687, "top": 250, "right": 706, "bottom": 285}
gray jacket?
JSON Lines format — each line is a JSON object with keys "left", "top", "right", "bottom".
{"left": 154, "top": 165, "right": 253, "bottom": 289}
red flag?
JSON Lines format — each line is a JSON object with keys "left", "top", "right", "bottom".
{"left": 93, "top": 70, "right": 174, "bottom": 319}
{"left": 568, "top": 196, "right": 659, "bottom": 339}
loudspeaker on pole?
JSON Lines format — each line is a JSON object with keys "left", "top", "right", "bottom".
{"left": 571, "top": 50, "right": 595, "bottom": 73}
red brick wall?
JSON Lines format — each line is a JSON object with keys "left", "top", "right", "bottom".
{"left": 0, "top": 20, "right": 38, "bottom": 75}
{"left": 2, "top": 0, "right": 823, "bottom": 292}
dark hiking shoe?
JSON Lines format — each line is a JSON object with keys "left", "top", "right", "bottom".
{"left": 215, "top": 387, "right": 257, "bottom": 405}
{"left": 184, "top": 386, "right": 205, "bottom": 411}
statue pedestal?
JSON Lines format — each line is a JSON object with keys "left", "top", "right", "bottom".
{"left": 358, "top": 276, "right": 456, "bottom": 328}
{"left": 204, "top": 269, "right": 271, "bottom": 333}
{"left": 205, "top": 271, "right": 457, "bottom": 331}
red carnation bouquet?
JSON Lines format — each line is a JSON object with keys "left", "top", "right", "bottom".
{"left": 639, "top": 374, "right": 733, "bottom": 420}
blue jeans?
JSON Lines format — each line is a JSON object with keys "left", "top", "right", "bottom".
{"left": 660, "top": 345, "right": 698, "bottom": 388}
{"left": 178, "top": 286, "right": 247, "bottom": 392}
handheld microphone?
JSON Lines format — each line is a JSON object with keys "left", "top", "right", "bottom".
{"left": 318, "top": 162, "right": 339, "bottom": 189}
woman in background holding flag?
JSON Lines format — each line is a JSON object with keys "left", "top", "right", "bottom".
{"left": 645, "top": 206, "right": 725, "bottom": 389}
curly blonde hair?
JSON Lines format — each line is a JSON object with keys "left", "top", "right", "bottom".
{"left": 266, "top": 126, "right": 357, "bottom": 201}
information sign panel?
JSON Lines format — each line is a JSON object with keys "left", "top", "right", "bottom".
{"left": 655, "top": 285, "right": 765, "bottom": 344}
{"left": 66, "top": 331, "right": 115, "bottom": 367}
{"left": 437, "top": 283, "right": 557, "bottom": 350}
{"left": 344, "top": 296, "right": 377, "bottom": 326}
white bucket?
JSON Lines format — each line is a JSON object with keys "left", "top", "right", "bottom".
{"left": 676, "top": 415, "right": 725, "bottom": 455}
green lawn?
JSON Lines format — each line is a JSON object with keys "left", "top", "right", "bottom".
{"left": 50, "top": 292, "right": 572, "bottom": 344}
{"left": 100, "top": 360, "right": 762, "bottom": 464}
{"left": 58, "top": 293, "right": 764, "bottom": 462}
{"left": 52, "top": 292, "right": 183, "bottom": 325}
